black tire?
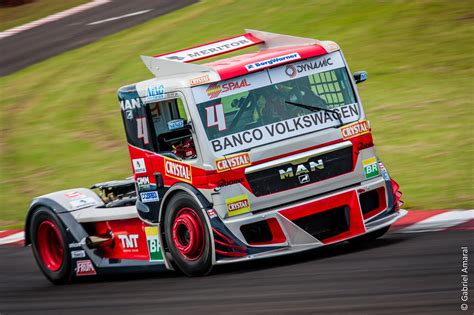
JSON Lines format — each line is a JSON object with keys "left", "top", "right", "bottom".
{"left": 30, "top": 207, "right": 72, "bottom": 284}
{"left": 164, "top": 192, "right": 212, "bottom": 276}
{"left": 349, "top": 225, "right": 390, "bottom": 246}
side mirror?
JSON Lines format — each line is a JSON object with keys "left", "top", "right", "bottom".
{"left": 353, "top": 71, "right": 368, "bottom": 84}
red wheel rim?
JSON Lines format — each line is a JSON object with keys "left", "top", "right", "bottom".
{"left": 172, "top": 207, "right": 205, "bottom": 261}
{"left": 37, "top": 220, "right": 64, "bottom": 272}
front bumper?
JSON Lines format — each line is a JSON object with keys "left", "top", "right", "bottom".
{"left": 214, "top": 176, "right": 406, "bottom": 264}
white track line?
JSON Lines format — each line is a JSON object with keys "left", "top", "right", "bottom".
{"left": 87, "top": 9, "right": 152, "bottom": 26}
{"left": 395, "top": 210, "right": 474, "bottom": 233}
{"left": 0, "top": 0, "right": 110, "bottom": 39}
{"left": 0, "top": 231, "right": 24, "bottom": 245}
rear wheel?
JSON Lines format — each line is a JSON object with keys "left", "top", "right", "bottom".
{"left": 349, "top": 225, "right": 390, "bottom": 246}
{"left": 164, "top": 192, "right": 212, "bottom": 276}
{"left": 30, "top": 207, "right": 72, "bottom": 284}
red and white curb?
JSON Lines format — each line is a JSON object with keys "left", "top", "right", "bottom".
{"left": 390, "top": 209, "right": 473, "bottom": 233}
{"left": 0, "top": 210, "right": 472, "bottom": 247}
{"left": 0, "top": 0, "right": 110, "bottom": 39}
{"left": 0, "top": 229, "right": 24, "bottom": 246}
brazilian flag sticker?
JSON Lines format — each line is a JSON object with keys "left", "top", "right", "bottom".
{"left": 145, "top": 227, "right": 163, "bottom": 261}
{"left": 363, "top": 157, "right": 379, "bottom": 179}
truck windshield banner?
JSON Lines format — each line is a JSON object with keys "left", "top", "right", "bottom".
{"left": 210, "top": 103, "right": 359, "bottom": 155}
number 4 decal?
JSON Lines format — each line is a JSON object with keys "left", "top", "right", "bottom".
{"left": 205, "top": 103, "right": 227, "bottom": 131}
{"left": 137, "top": 117, "right": 149, "bottom": 144}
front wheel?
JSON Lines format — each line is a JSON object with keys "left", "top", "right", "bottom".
{"left": 30, "top": 207, "right": 72, "bottom": 284}
{"left": 164, "top": 192, "right": 212, "bottom": 276}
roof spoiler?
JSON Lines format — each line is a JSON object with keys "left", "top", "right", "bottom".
{"left": 141, "top": 30, "right": 321, "bottom": 78}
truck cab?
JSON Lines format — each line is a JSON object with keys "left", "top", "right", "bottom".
{"left": 117, "top": 29, "right": 404, "bottom": 274}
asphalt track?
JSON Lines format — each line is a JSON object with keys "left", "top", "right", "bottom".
{"left": 1, "top": 230, "right": 472, "bottom": 314}
{"left": 0, "top": 0, "right": 196, "bottom": 76}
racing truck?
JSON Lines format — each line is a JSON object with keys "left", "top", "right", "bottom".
{"left": 25, "top": 30, "right": 406, "bottom": 284}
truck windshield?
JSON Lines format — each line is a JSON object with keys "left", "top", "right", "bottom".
{"left": 192, "top": 51, "right": 361, "bottom": 155}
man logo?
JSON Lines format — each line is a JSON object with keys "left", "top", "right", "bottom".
{"left": 279, "top": 159, "right": 324, "bottom": 180}
{"left": 298, "top": 174, "right": 310, "bottom": 184}
{"left": 285, "top": 64, "right": 297, "bottom": 78}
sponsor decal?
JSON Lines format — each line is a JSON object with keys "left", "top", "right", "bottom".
{"left": 120, "top": 97, "right": 141, "bottom": 111}
{"left": 192, "top": 71, "right": 271, "bottom": 104}
{"left": 69, "top": 237, "right": 87, "bottom": 248}
{"left": 168, "top": 119, "right": 184, "bottom": 130}
{"left": 76, "top": 260, "right": 96, "bottom": 276}
{"left": 132, "top": 158, "right": 147, "bottom": 173}
{"left": 340, "top": 120, "right": 370, "bottom": 140}
{"left": 65, "top": 192, "right": 96, "bottom": 210}
{"left": 206, "top": 79, "right": 251, "bottom": 99}
{"left": 164, "top": 158, "right": 192, "bottom": 183}
{"left": 284, "top": 57, "right": 333, "bottom": 77}
{"left": 363, "top": 157, "right": 379, "bottom": 179}
{"left": 136, "top": 176, "right": 156, "bottom": 191}
{"left": 70, "top": 197, "right": 97, "bottom": 210}
{"left": 245, "top": 53, "right": 300, "bottom": 71}
{"left": 145, "top": 227, "right": 163, "bottom": 261}
{"left": 140, "top": 191, "right": 160, "bottom": 203}
{"left": 279, "top": 159, "right": 324, "bottom": 180}
{"left": 71, "top": 250, "right": 86, "bottom": 259}
{"left": 225, "top": 194, "right": 251, "bottom": 217}
{"left": 379, "top": 162, "right": 390, "bottom": 181}
{"left": 157, "top": 35, "right": 257, "bottom": 63}
{"left": 285, "top": 64, "right": 297, "bottom": 78}
{"left": 210, "top": 103, "right": 360, "bottom": 155}
{"left": 143, "top": 85, "right": 165, "bottom": 102}
{"left": 118, "top": 234, "right": 139, "bottom": 252}
{"left": 126, "top": 110, "right": 134, "bottom": 120}
{"left": 215, "top": 152, "right": 251, "bottom": 172}
{"left": 268, "top": 51, "right": 345, "bottom": 84}
{"left": 217, "top": 177, "right": 244, "bottom": 187}
{"left": 207, "top": 209, "right": 217, "bottom": 219}
{"left": 356, "top": 141, "right": 374, "bottom": 154}
{"left": 190, "top": 74, "right": 211, "bottom": 86}
{"left": 64, "top": 191, "right": 85, "bottom": 199}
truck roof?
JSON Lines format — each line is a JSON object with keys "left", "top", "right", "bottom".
{"left": 140, "top": 29, "right": 340, "bottom": 85}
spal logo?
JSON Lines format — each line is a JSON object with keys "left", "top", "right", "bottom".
{"left": 362, "top": 157, "right": 379, "bottom": 179}
{"left": 145, "top": 227, "right": 163, "bottom": 261}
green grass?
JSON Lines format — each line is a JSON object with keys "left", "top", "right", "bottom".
{"left": 0, "top": 0, "right": 473, "bottom": 228}
{"left": 0, "top": 0, "right": 88, "bottom": 31}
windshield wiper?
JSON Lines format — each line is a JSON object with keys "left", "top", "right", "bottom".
{"left": 284, "top": 101, "right": 343, "bottom": 127}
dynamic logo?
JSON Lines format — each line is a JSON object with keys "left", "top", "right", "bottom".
{"left": 225, "top": 194, "right": 251, "bottom": 217}
{"left": 215, "top": 152, "right": 251, "bottom": 172}
{"left": 284, "top": 57, "right": 334, "bottom": 77}
{"left": 285, "top": 64, "right": 297, "bottom": 78}
{"left": 279, "top": 159, "right": 324, "bottom": 180}
{"left": 340, "top": 120, "right": 370, "bottom": 140}
{"left": 164, "top": 158, "right": 192, "bottom": 183}
{"left": 205, "top": 79, "right": 251, "bottom": 99}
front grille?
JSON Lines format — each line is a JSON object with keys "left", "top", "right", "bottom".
{"left": 292, "top": 206, "right": 350, "bottom": 241}
{"left": 246, "top": 146, "right": 353, "bottom": 196}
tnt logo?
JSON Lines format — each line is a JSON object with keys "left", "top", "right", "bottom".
{"left": 118, "top": 234, "right": 139, "bottom": 249}
{"left": 206, "top": 83, "right": 222, "bottom": 99}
